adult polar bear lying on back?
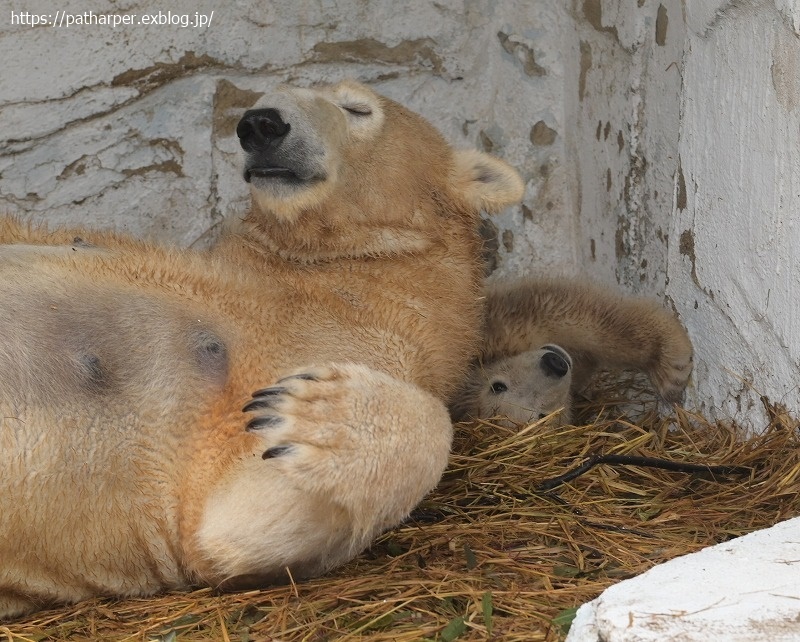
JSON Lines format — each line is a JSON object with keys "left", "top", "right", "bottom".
{"left": 0, "top": 80, "right": 691, "bottom": 618}
{"left": 0, "top": 79, "right": 522, "bottom": 618}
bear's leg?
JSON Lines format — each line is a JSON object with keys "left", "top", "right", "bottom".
{"left": 483, "top": 279, "right": 693, "bottom": 402}
{"left": 189, "top": 363, "right": 452, "bottom": 588}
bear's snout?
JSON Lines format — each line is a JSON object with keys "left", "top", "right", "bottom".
{"left": 237, "top": 107, "right": 316, "bottom": 185}
{"left": 237, "top": 108, "right": 291, "bottom": 153}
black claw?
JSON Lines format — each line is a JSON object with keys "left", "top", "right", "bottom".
{"left": 275, "top": 373, "right": 317, "bottom": 384}
{"left": 243, "top": 397, "right": 279, "bottom": 413}
{"left": 250, "top": 386, "right": 287, "bottom": 399}
{"left": 246, "top": 415, "right": 283, "bottom": 431}
{"left": 262, "top": 445, "right": 293, "bottom": 459}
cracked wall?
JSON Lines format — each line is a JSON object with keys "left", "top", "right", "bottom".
{"left": 666, "top": 0, "right": 800, "bottom": 424}
{"left": 573, "top": 0, "right": 800, "bottom": 427}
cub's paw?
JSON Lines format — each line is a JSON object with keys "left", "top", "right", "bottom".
{"left": 241, "top": 363, "right": 453, "bottom": 525}
{"left": 650, "top": 323, "right": 694, "bottom": 403}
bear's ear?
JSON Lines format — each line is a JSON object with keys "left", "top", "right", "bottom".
{"left": 451, "top": 150, "right": 525, "bottom": 213}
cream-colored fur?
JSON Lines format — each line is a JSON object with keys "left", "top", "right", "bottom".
{"left": 452, "top": 278, "right": 693, "bottom": 423}
{"left": 452, "top": 345, "right": 574, "bottom": 425}
{"left": 0, "top": 80, "right": 524, "bottom": 618}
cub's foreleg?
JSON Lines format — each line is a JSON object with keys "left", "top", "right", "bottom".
{"left": 188, "top": 363, "right": 452, "bottom": 588}
{"left": 482, "top": 278, "right": 693, "bottom": 402}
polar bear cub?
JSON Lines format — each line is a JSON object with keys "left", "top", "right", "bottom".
{"left": 453, "top": 277, "right": 693, "bottom": 425}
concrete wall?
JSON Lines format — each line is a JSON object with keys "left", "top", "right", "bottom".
{"left": 572, "top": 0, "right": 800, "bottom": 426}
{"left": 3, "top": 0, "right": 799, "bottom": 427}
{"left": 668, "top": 1, "right": 800, "bottom": 424}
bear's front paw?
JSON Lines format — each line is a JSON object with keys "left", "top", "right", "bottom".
{"left": 194, "top": 363, "right": 454, "bottom": 587}
{"left": 242, "top": 367, "right": 350, "bottom": 461}
{"left": 241, "top": 363, "right": 453, "bottom": 526}
{"left": 650, "top": 330, "right": 694, "bottom": 403}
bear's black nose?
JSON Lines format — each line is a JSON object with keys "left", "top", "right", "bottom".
{"left": 237, "top": 109, "right": 291, "bottom": 152}
{"left": 540, "top": 346, "right": 571, "bottom": 379}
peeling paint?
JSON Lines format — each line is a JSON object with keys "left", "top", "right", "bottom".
{"left": 771, "top": 32, "right": 800, "bottom": 112}
{"left": 213, "top": 80, "right": 263, "bottom": 139}
{"left": 530, "top": 120, "right": 557, "bottom": 145}
{"left": 656, "top": 4, "right": 669, "bottom": 46}
{"left": 579, "top": 40, "right": 592, "bottom": 101}
{"left": 122, "top": 160, "right": 184, "bottom": 178}
{"left": 676, "top": 159, "right": 687, "bottom": 210}
{"left": 615, "top": 216, "right": 628, "bottom": 262}
{"left": 521, "top": 204, "right": 534, "bottom": 222}
{"left": 502, "top": 229, "right": 514, "bottom": 252}
{"left": 497, "top": 31, "right": 546, "bottom": 76}
{"left": 111, "top": 52, "right": 220, "bottom": 93}
{"left": 311, "top": 37, "right": 443, "bottom": 73}
{"left": 583, "top": 0, "right": 620, "bottom": 42}
{"left": 58, "top": 158, "right": 88, "bottom": 180}
{"left": 679, "top": 228, "right": 699, "bottom": 287}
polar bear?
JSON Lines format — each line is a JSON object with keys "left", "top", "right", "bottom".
{"left": 453, "top": 278, "right": 693, "bottom": 424}
{"left": 0, "top": 79, "right": 691, "bottom": 618}
{"left": 452, "top": 344, "right": 575, "bottom": 425}
{"left": 0, "top": 80, "right": 525, "bottom": 618}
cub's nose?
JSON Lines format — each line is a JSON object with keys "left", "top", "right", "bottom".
{"left": 539, "top": 345, "right": 572, "bottom": 379}
{"left": 236, "top": 108, "right": 291, "bottom": 152}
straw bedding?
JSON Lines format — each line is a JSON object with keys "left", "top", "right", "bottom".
{"left": 3, "top": 374, "right": 799, "bottom": 641}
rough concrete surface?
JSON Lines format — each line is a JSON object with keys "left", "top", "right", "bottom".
{"left": 566, "top": 516, "right": 800, "bottom": 642}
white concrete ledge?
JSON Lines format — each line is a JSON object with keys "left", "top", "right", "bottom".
{"left": 566, "top": 516, "right": 800, "bottom": 642}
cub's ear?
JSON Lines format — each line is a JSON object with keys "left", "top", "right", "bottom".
{"left": 452, "top": 149, "right": 525, "bottom": 213}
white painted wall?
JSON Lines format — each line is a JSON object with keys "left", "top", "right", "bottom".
{"left": 666, "top": 0, "right": 800, "bottom": 425}
{"left": 573, "top": 0, "right": 800, "bottom": 428}
{"left": 2, "top": 0, "right": 799, "bottom": 427}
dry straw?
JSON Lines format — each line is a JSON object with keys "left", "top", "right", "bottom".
{"left": 4, "top": 374, "right": 799, "bottom": 641}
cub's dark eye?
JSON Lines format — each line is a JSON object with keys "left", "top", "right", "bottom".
{"left": 489, "top": 381, "right": 508, "bottom": 394}
{"left": 342, "top": 103, "right": 372, "bottom": 116}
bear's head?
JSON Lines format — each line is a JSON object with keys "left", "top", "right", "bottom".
{"left": 235, "top": 80, "right": 524, "bottom": 260}
{"left": 453, "top": 344, "right": 574, "bottom": 427}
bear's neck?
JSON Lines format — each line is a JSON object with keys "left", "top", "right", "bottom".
{"left": 238, "top": 209, "right": 437, "bottom": 263}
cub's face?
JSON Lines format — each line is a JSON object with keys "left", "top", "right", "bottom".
{"left": 236, "top": 80, "right": 524, "bottom": 226}
{"left": 471, "top": 345, "right": 573, "bottom": 427}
